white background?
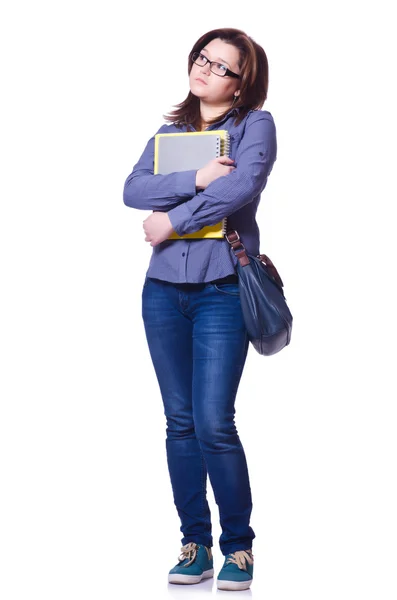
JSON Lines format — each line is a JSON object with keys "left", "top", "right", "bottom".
{"left": 1, "top": 1, "right": 396, "bottom": 599}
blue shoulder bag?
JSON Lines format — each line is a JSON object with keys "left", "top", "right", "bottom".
{"left": 226, "top": 230, "right": 293, "bottom": 356}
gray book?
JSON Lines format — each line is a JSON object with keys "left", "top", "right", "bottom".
{"left": 154, "top": 130, "right": 230, "bottom": 239}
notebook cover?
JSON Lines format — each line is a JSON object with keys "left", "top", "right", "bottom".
{"left": 154, "top": 130, "right": 230, "bottom": 239}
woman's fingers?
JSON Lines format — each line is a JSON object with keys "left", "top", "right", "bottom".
{"left": 216, "top": 156, "right": 235, "bottom": 165}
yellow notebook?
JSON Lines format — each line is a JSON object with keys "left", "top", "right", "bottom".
{"left": 154, "top": 130, "right": 230, "bottom": 239}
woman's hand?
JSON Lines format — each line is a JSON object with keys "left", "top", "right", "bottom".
{"left": 143, "top": 211, "right": 175, "bottom": 246}
{"left": 196, "top": 156, "right": 235, "bottom": 190}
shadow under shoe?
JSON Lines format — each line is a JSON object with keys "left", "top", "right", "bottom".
{"left": 168, "top": 542, "right": 214, "bottom": 584}
{"left": 217, "top": 549, "right": 254, "bottom": 591}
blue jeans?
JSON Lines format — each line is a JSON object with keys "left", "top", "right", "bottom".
{"left": 141, "top": 276, "right": 255, "bottom": 555}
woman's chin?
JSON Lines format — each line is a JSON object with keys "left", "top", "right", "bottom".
{"left": 189, "top": 82, "right": 208, "bottom": 98}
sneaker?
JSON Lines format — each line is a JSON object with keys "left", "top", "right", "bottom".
{"left": 168, "top": 542, "right": 214, "bottom": 584}
{"left": 216, "top": 549, "right": 254, "bottom": 591}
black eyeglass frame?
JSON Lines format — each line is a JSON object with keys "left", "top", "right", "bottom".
{"left": 191, "top": 51, "right": 241, "bottom": 79}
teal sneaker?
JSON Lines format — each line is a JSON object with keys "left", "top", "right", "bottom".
{"left": 168, "top": 542, "right": 214, "bottom": 584}
{"left": 217, "top": 549, "right": 254, "bottom": 590}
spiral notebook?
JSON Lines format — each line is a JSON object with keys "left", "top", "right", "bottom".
{"left": 154, "top": 130, "right": 230, "bottom": 239}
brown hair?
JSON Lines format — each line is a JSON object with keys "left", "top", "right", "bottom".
{"left": 163, "top": 28, "right": 269, "bottom": 130}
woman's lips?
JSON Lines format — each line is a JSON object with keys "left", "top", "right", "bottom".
{"left": 195, "top": 78, "right": 207, "bottom": 85}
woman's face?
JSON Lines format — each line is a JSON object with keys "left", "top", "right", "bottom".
{"left": 189, "top": 38, "right": 241, "bottom": 105}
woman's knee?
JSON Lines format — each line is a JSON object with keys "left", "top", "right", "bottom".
{"left": 165, "top": 413, "right": 196, "bottom": 440}
{"left": 195, "top": 418, "right": 241, "bottom": 452}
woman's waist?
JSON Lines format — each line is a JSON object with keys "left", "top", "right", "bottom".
{"left": 147, "top": 272, "right": 239, "bottom": 287}
{"left": 209, "top": 273, "right": 239, "bottom": 284}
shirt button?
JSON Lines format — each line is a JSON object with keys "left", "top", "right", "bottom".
{"left": 182, "top": 252, "right": 185, "bottom": 257}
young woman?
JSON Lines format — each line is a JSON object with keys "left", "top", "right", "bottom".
{"left": 123, "top": 27, "right": 277, "bottom": 591}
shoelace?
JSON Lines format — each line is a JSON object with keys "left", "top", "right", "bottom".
{"left": 177, "top": 542, "right": 212, "bottom": 567}
{"left": 226, "top": 549, "right": 254, "bottom": 571}
{"left": 177, "top": 542, "right": 199, "bottom": 567}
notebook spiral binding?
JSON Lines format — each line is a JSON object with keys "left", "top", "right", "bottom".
{"left": 222, "top": 131, "right": 231, "bottom": 157}
{"left": 221, "top": 132, "right": 231, "bottom": 234}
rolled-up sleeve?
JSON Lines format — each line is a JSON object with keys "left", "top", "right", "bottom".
{"left": 123, "top": 124, "right": 197, "bottom": 210}
{"left": 167, "top": 111, "right": 277, "bottom": 236}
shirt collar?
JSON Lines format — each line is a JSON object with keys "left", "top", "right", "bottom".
{"left": 223, "top": 106, "right": 240, "bottom": 119}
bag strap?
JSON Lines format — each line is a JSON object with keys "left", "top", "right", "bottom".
{"left": 225, "top": 229, "right": 250, "bottom": 266}
{"left": 225, "top": 229, "right": 284, "bottom": 288}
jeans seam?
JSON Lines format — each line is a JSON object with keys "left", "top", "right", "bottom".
{"left": 200, "top": 447, "right": 205, "bottom": 527}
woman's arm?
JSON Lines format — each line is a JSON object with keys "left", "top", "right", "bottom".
{"left": 166, "top": 111, "right": 277, "bottom": 236}
{"left": 123, "top": 124, "right": 198, "bottom": 210}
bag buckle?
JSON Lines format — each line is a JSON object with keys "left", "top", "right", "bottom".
{"left": 225, "top": 230, "right": 246, "bottom": 252}
{"left": 225, "top": 230, "right": 240, "bottom": 244}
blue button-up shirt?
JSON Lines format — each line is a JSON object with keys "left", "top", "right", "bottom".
{"left": 123, "top": 107, "right": 277, "bottom": 283}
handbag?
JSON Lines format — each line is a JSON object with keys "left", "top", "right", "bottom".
{"left": 225, "top": 230, "right": 293, "bottom": 356}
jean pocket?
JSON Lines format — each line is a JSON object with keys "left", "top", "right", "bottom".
{"left": 212, "top": 282, "right": 240, "bottom": 296}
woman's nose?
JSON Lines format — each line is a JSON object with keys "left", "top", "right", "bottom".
{"left": 200, "top": 62, "right": 211, "bottom": 75}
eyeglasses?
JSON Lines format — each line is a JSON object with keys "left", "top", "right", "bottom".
{"left": 191, "top": 51, "right": 241, "bottom": 79}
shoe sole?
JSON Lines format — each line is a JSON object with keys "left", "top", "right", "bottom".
{"left": 168, "top": 568, "right": 214, "bottom": 584}
{"left": 217, "top": 578, "right": 253, "bottom": 591}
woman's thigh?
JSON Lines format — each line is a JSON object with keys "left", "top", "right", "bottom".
{"left": 190, "top": 282, "right": 250, "bottom": 444}
{"left": 141, "top": 278, "right": 195, "bottom": 436}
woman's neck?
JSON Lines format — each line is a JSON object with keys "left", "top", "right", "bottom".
{"left": 199, "top": 101, "right": 231, "bottom": 127}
